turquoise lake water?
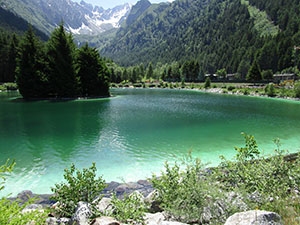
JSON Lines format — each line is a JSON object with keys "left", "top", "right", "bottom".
{"left": 0, "top": 88, "right": 300, "bottom": 196}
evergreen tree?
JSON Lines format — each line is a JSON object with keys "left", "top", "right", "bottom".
{"left": 16, "top": 26, "right": 47, "bottom": 98}
{"left": 246, "top": 59, "right": 262, "bottom": 82}
{"left": 146, "top": 62, "right": 153, "bottom": 79}
{"left": 77, "top": 44, "right": 110, "bottom": 97}
{"left": 7, "top": 34, "right": 18, "bottom": 82}
{"left": 47, "top": 23, "right": 78, "bottom": 97}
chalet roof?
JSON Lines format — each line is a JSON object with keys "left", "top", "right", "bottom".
{"left": 273, "top": 74, "right": 295, "bottom": 77}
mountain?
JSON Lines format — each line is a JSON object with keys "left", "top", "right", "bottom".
{"left": 101, "top": 0, "right": 300, "bottom": 75}
{"left": 0, "top": 0, "right": 132, "bottom": 36}
{"left": 0, "top": 7, "right": 48, "bottom": 40}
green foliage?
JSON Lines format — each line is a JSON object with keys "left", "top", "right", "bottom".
{"left": 47, "top": 23, "right": 78, "bottom": 97}
{"left": 15, "top": 26, "right": 48, "bottom": 98}
{"left": 264, "top": 83, "right": 276, "bottom": 97}
{"left": 77, "top": 44, "right": 110, "bottom": 97}
{"left": 0, "top": 197, "right": 48, "bottom": 225}
{"left": 234, "top": 133, "right": 260, "bottom": 161}
{"left": 50, "top": 163, "right": 107, "bottom": 218}
{"left": 246, "top": 59, "right": 262, "bottom": 82}
{"left": 108, "top": 192, "right": 146, "bottom": 224}
{"left": 294, "top": 81, "right": 300, "bottom": 98}
{"left": 261, "top": 70, "right": 273, "bottom": 80}
{"left": 0, "top": 159, "right": 15, "bottom": 191}
{"left": 204, "top": 77, "right": 211, "bottom": 88}
{"left": 215, "top": 134, "right": 300, "bottom": 204}
{"left": 151, "top": 155, "right": 228, "bottom": 223}
{"left": 216, "top": 68, "right": 227, "bottom": 79}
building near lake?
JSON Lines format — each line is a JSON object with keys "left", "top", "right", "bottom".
{"left": 273, "top": 74, "right": 297, "bottom": 83}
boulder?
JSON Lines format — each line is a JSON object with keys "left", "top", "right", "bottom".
{"left": 45, "top": 217, "right": 58, "bottom": 225}
{"left": 17, "top": 190, "right": 34, "bottom": 202}
{"left": 71, "top": 201, "right": 92, "bottom": 225}
{"left": 144, "top": 190, "right": 162, "bottom": 213}
{"left": 21, "top": 204, "right": 43, "bottom": 214}
{"left": 92, "top": 216, "right": 121, "bottom": 225}
{"left": 57, "top": 217, "right": 71, "bottom": 225}
{"left": 95, "top": 197, "right": 113, "bottom": 214}
{"left": 144, "top": 212, "right": 165, "bottom": 225}
{"left": 224, "top": 210, "right": 283, "bottom": 225}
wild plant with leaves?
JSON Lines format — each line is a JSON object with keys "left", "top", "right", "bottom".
{"left": 106, "top": 192, "right": 147, "bottom": 224}
{"left": 50, "top": 163, "right": 107, "bottom": 218}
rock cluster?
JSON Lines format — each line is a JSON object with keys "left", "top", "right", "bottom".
{"left": 14, "top": 180, "right": 283, "bottom": 225}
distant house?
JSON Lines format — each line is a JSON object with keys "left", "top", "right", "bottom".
{"left": 273, "top": 74, "right": 297, "bottom": 82}
{"left": 205, "top": 74, "right": 218, "bottom": 81}
{"left": 226, "top": 74, "right": 237, "bottom": 81}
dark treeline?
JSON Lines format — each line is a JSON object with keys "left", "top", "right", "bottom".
{"left": 2, "top": 24, "right": 110, "bottom": 99}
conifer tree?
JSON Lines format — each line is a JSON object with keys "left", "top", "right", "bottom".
{"left": 146, "top": 62, "right": 153, "bottom": 79}
{"left": 77, "top": 44, "right": 109, "bottom": 97}
{"left": 47, "top": 23, "right": 78, "bottom": 97}
{"left": 7, "top": 34, "right": 18, "bottom": 82}
{"left": 16, "top": 26, "right": 47, "bottom": 98}
{"left": 246, "top": 59, "right": 262, "bottom": 82}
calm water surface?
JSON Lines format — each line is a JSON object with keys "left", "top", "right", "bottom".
{"left": 0, "top": 89, "right": 300, "bottom": 196}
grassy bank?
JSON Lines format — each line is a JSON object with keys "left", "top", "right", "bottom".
{"left": 111, "top": 81, "right": 300, "bottom": 101}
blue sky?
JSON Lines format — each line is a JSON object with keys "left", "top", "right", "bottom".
{"left": 73, "top": 0, "right": 173, "bottom": 9}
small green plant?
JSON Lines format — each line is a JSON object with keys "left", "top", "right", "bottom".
{"left": 294, "top": 81, "right": 300, "bottom": 97}
{"left": 227, "top": 86, "right": 235, "bottom": 91}
{"left": 0, "top": 159, "right": 15, "bottom": 191}
{"left": 109, "top": 192, "right": 146, "bottom": 224}
{"left": 151, "top": 155, "right": 227, "bottom": 223}
{"left": 264, "top": 83, "right": 276, "bottom": 97}
{"left": 50, "top": 163, "right": 107, "bottom": 217}
{"left": 204, "top": 77, "right": 211, "bottom": 88}
{"left": 0, "top": 197, "right": 48, "bottom": 225}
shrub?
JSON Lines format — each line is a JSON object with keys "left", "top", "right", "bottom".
{"left": 0, "top": 197, "right": 48, "bottom": 225}
{"left": 264, "top": 83, "right": 276, "bottom": 97}
{"left": 108, "top": 192, "right": 146, "bottom": 224}
{"left": 0, "top": 159, "right": 15, "bottom": 191}
{"left": 50, "top": 163, "right": 107, "bottom": 217}
{"left": 294, "top": 81, "right": 300, "bottom": 97}
{"left": 227, "top": 86, "right": 235, "bottom": 91}
{"left": 204, "top": 77, "right": 211, "bottom": 88}
{"left": 151, "top": 156, "right": 227, "bottom": 223}
{"left": 4, "top": 83, "right": 18, "bottom": 91}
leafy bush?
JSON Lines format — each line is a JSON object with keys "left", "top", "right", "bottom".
{"left": 294, "top": 81, "right": 300, "bottom": 97}
{"left": 0, "top": 160, "right": 47, "bottom": 224}
{"left": 264, "top": 83, "right": 276, "bottom": 97}
{"left": 50, "top": 163, "right": 107, "bottom": 217}
{"left": 0, "top": 197, "right": 48, "bottom": 225}
{"left": 108, "top": 192, "right": 146, "bottom": 224}
{"left": 227, "top": 86, "right": 235, "bottom": 91}
{"left": 204, "top": 77, "right": 211, "bottom": 88}
{"left": 215, "top": 134, "right": 300, "bottom": 204}
{"left": 0, "top": 159, "right": 15, "bottom": 191}
{"left": 151, "top": 156, "right": 227, "bottom": 223}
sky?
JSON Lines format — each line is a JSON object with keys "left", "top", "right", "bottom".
{"left": 73, "top": 0, "right": 173, "bottom": 9}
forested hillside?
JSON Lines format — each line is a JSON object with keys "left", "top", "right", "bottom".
{"left": 101, "top": 0, "right": 300, "bottom": 76}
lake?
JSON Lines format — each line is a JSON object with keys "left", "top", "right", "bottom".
{"left": 0, "top": 88, "right": 300, "bottom": 196}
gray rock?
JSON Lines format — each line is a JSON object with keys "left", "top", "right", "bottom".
{"left": 46, "top": 217, "right": 58, "bottom": 225}
{"left": 57, "top": 217, "right": 71, "bottom": 225}
{"left": 224, "top": 210, "right": 283, "bottom": 225}
{"left": 115, "top": 182, "right": 143, "bottom": 195}
{"left": 144, "top": 190, "right": 162, "bottom": 213}
{"left": 92, "top": 216, "right": 121, "bottom": 225}
{"left": 17, "top": 190, "right": 34, "bottom": 202}
{"left": 137, "top": 179, "right": 151, "bottom": 187}
{"left": 95, "top": 197, "right": 113, "bottom": 214}
{"left": 71, "top": 201, "right": 92, "bottom": 225}
{"left": 144, "top": 212, "right": 165, "bottom": 225}
{"left": 160, "top": 222, "right": 188, "bottom": 225}
{"left": 129, "top": 190, "right": 144, "bottom": 201}
{"left": 21, "top": 204, "right": 43, "bottom": 214}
